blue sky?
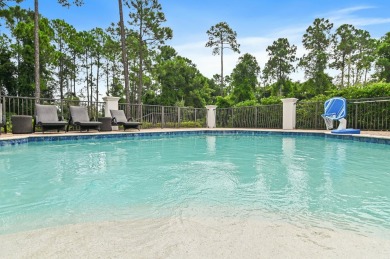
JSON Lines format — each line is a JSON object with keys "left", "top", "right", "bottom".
{"left": 16, "top": 0, "right": 390, "bottom": 81}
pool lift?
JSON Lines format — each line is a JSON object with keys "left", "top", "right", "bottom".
{"left": 321, "top": 97, "right": 360, "bottom": 134}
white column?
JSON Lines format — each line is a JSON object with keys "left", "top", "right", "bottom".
{"left": 205, "top": 105, "right": 217, "bottom": 128}
{"left": 281, "top": 98, "right": 298, "bottom": 130}
{"left": 103, "top": 96, "right": 120, "bottom": 130}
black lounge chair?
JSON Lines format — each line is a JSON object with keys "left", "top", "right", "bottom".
{"left": 110, "top": 110, "right": 142, "bottom": 131}
{"left": 0, "top": 103, "right": 7, "bottom": 135}
{"left": 33, "top": 104, "right": 67, "bottom": 133}
{"left": 67, "top": 106, "right": 102, "bottom": 132}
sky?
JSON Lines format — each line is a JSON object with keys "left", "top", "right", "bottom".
{"left": 14, "top": 0, "right": 390, "bottom": 82}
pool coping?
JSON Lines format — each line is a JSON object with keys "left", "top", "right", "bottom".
{"left": 1, "top": 128, "right": 390, "bottom": 146}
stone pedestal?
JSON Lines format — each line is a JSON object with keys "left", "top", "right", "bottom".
{"left": 103, "top": 96, "right": 120, "bottom": 130}
{"left": 205, "top": 105, "right": 217, "bottom": 128}
{"left": 281, "top": 98, "right": 298, "bottom": 130}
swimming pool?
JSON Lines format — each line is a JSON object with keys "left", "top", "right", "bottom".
{"left": 0, "top": 132, "right": 389, "bottom": 237}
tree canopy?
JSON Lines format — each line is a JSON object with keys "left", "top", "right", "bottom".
{"left": 0, "top": 2, "right": 389, "bottom": 109}
{"left": 205, "top": 21, "right": 240, "bottom": 90}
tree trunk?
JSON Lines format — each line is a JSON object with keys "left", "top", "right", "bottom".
{"left": 364, "top": 68, "right": 368, "bottom": 85}
{"left": 96, "top": 56, "right": 100, "bottom": 115}
{"left": 73, "top": 54, "right": 76, "bottom": 95}
{"left": 137, "top": 15, "right": 144, "bottom": 107}
{"left": 347, "top": 58, "right": 351, "bottom": 87}
{"left": 85, "top": 51, "right": 89, "bottom": 110}
{"left": 118, "top": 0, "right": 131, "bottom": 117}
{"left": 138, "top": 39, "right": 143, "bottom": 105}
{"left": 34, "top": 0, "right": 40, "bottom": 103}
{"left": 112, "top": 62, "right": 116, "bottom": 94}
{"left": 106, "top": 61, "right": 109, "bottom": 94}
{"left": 220, "top": 40, "right": 224, "bottom": 93}
{"left": 90, "top": 55, "right": 93, "bottom": 116}
{"left": 341, "top": 54, "right": 345, "bottom": 87}
{"left": 59, "top": 42, "right": 64, "bottom": 100}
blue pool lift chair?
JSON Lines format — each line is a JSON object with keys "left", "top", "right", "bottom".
{"left": 321, "top": 97, "right": 360, "bottom": 134}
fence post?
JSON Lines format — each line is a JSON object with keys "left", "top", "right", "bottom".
{"left": 255, "top": 107, "right": 258, "bottom": 128}
{"left": 178, "top": 107, "right": 181, "bottom": 128}
{"left": 205, "top": 105, "right": 217, "bottom": 128}
{"left": 355, "top": 103, "right": 358, "bottom": 129}
{"left": 2, "top": 96, "right": 5, "bottom": 118}
{"left": 161, "top": 106, "right": 165, "bottom": 129}
{"left": 315, "top": 102, "right": 318, "bottom": 129}
{"left": 281, "top": 98, "right": 298, "bottom": 130}
{"left": 232, "top": 108, "right": 234, "bottom": 128}
{"left": 141, "top": 103, "right": 143, "bottom": 123}
{"left": 103, "top": 96, "right": 120, "bottom": 130}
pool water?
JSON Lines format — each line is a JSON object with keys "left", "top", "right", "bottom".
{"left": 0, "top": 134, "right": 389, "bottom": 235}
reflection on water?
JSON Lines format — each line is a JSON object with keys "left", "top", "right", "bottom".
{"left": 206, "top": 136, "right": 216, "bottom": 155}
{"left": 282, "top": 137, "right": 309, "bottom": 212}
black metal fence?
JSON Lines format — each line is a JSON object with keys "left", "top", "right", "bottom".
{"left": 118, "top": 103, "right": 207, "bottom": 128}
{"left": 216, "top": 105, "right": 283, "bottom": 128}
{"left": 296, "top": 97, "right": 390, "bottom": 130}
{"left": 1, "top": 95, "right": 389, "bottom": 132}
{"left": 1, "top": 96, "right": 105, "bottom": 121}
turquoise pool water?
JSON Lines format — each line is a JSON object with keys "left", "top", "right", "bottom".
{"left": 0, "top": 134, "right": 389, "bottom": 236}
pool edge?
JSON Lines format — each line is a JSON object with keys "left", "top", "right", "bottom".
{"left": 0, "top": 129, "right": 390, "bottom": 146}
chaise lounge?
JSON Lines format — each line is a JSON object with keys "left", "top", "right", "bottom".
{"left": 67, "top": 106, "right": 102, "bottom": 132}
{"left": 110, "top": 110, "right": 142, "bottom": 131}
{"left": 34, "top": 104, "right": 67, "bottom": 133}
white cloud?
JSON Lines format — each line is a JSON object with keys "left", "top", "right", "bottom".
{"left": 325, "top": 5, "right": 375, "bottom": 16}
{"left": 325, "top": 5, "right": 390, "bottom": 29}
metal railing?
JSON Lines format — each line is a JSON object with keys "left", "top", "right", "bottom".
{"left": 1, "top": 95, "right": 389, "bottom": 131}
{"left": 296, "top": 97, "right": 390, "bottom": 130}
{"left": 119, "top": 103, "right": 207, "bottom": 128}
{"left": 1, "top": 96, "right": 105, "bottom": 121}
{"left": 216, "top": 105, "right": 283, "bottom": 129}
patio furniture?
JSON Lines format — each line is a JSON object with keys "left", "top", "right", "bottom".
{"left": 34, "top": 104, "right": 67, "bottom": 133}
{"left": 98, "top": 117, "right": 112, "bottom": 131}
{"left": 321, "top": 97, "right": 360, "bottom": 134}
{"left": 67, "top": 106, "right": 102, "bottom": 132}
{"left": 11, "top": 115, "right": 33, "bottom": 134}
{"left": 110, "top": 110, "right": 142, "bottom": 131}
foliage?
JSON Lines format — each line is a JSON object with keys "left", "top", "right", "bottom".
{"left": 262, "top": 37, "right": 297, "bottom": 92}
{"left": 0, "top": 34, "right": 17, "bottom": 95}
{"left": 299, "top": 18, "right": 333, "bottom": 95}
{"left": 330, "top": 24, "right": 356, "bottom": 87}
{"left": 375, "top": 32, "right": 390, "bottom": 83}
{"left": 230, "top": 53, "right": 260, "bottom": 103}
{"left": 1, "top": 4, "right": 390, "bottom": 111}
{"left": 234, "top": 99, "right": 259, "bottom": 107}
{"left": 215, "top": 96, "right": 233, "bottom": 108}
{"left": 154, "top": 50, "right": 211, "bottom": 107}
{"left": 326, "top": 82, "right": 390, "bottom": 99}
{"left": 205, "top": 21, "right": 240, "bottom": 87}
{"left": 179, "top": 120, "right": 203, "bottom": 128}
{"left": 126, "top": 0, "right": 173, "bottom": 104}
{"left": 259, "top": 96, "right": 282, "bottom": 105}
